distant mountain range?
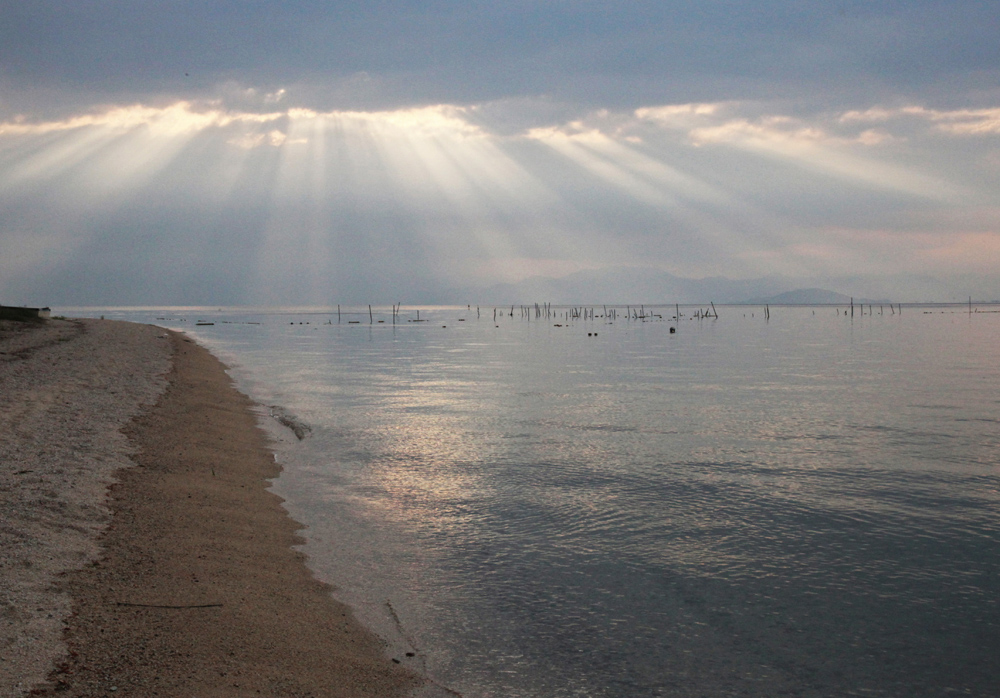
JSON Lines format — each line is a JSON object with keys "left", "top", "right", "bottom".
{"left": 745, "top": 288, "right": 889, "bottom": 305}
{"left": 443, "top": 267, "right": 996, "bottom": 306}
{"left": 449, "top": 267, "right": 788, "bottom": 305}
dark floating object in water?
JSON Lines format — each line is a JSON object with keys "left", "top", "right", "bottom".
{"left": 195, "top": 322, "right": 214, "bottom": 326}
{"left": 669, "top": 327, "right": 676, "bottom": 333}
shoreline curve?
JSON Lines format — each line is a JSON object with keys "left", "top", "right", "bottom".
{"left": 3, "top": 319, "right": 419, "bottom": 697}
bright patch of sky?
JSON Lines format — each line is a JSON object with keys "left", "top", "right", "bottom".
{"left": 1, "top": 1, "right": 998, "bottom": 303}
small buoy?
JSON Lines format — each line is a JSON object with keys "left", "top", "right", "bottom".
{"left": 669, "top": 327, "right": 676, "bottom": 333}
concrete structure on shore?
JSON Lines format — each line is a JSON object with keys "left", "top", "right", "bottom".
{"left": 0, "top": 305, "right": 51, "bottom": 320}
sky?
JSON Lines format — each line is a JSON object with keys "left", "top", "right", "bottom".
{"left": 1, "top": 1, "right": 999, "bottom": 304}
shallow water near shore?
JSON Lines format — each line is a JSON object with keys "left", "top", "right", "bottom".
{"left": 66, "top": 304, "right": 1000, "bottom": 696}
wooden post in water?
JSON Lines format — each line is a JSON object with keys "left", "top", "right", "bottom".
{"left": 369, "top": 305, "right": 373, "bottom": 324}
{"left": 338, "top": 305, "right": 341, "bottom": 323}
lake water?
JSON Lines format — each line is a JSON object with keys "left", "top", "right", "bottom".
{"left": 68, "top": 304, "right": 1000, "bottom": 697}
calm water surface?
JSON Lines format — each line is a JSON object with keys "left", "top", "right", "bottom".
{"left": 69, "top": 305, "right": 1000, "bottom": 696}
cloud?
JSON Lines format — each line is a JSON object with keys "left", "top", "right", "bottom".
{"left": 227, "top": 129, "right": 293, "bottom": 149}
{"left": 0, "top": 102, "right": 489, "bottom": 190}
{"left": 0, "top": 102, "right": 283, "bottom": 137}
{"left": 3, "top": 2, "right": 1000, "bottom": 116}
{"left": 2, "top": 95, "right": 1000, "bottom": 304}
{"left": 904, "top": 106, "right": 1000, "bottom": 136}
{"left": 2, "top": 1, "right": 999, "bottom": 305}
{"left": 630, "top": 104, "right": 963, "bottom": 200}
{"left": 840, "top": 105, "right": 1000, "bottom": 136}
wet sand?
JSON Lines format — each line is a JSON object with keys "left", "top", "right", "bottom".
{"left": 1, "top": 319, "right": 419, "bottom": 697}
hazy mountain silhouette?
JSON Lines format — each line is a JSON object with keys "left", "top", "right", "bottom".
{"left": 444, "top": 268, "right": 995, "bottom": 305}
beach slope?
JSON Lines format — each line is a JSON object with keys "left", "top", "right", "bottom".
{"left": 1, "top": 318, "right": 171, "bottom": 696}
{"left": 1, "top": 319, "right": 418, "bottom": 697}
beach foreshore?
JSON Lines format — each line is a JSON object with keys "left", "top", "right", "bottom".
{"left": 1, "top": 319, "right": 419, "bottom": 697}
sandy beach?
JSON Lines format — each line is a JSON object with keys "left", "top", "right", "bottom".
{"left": 1, "top": 318, "right": 419, "bottom": 697}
